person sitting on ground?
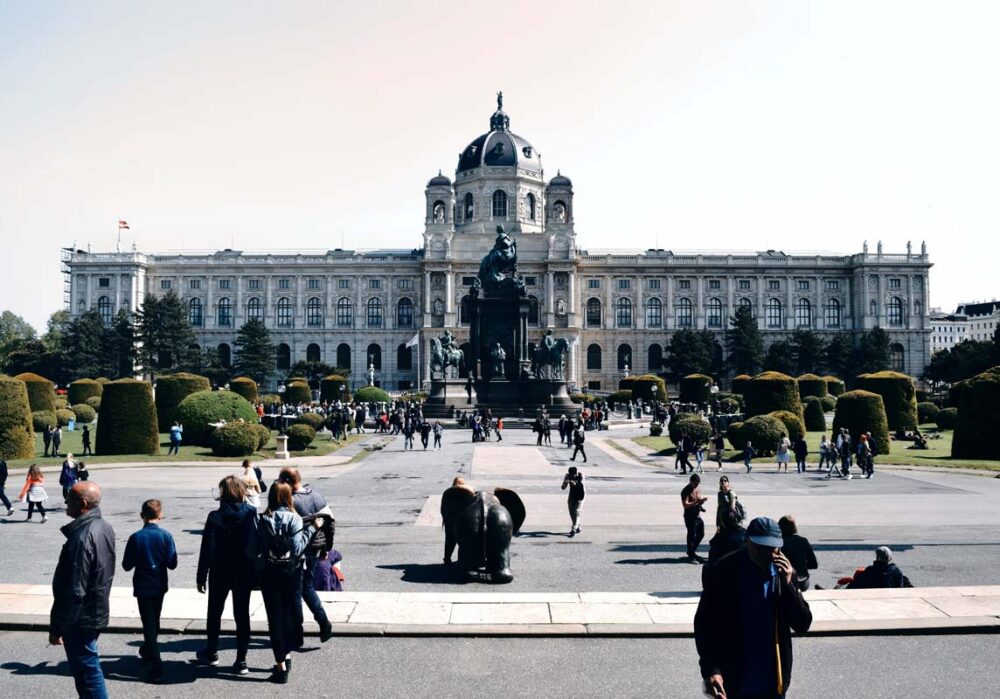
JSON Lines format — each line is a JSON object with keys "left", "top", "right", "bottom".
{"left": 778, "top": 515, "right": 818, "bottom": 592}
{"left": 313, "top": 549, "right": 345, "bottom": 592}
{"left": 847, "top": 546, "right": 913, "bottom": 589}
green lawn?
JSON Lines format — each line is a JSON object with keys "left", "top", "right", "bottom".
{"left": 634, "top": 427, "right": 1000, "bottom": 472}
{"left": 6, "top": 425, "right": 364, "bottom": 470}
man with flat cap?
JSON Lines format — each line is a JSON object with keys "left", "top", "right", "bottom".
{"left": 694, "top": 516, "right": 813, "bottom": 699}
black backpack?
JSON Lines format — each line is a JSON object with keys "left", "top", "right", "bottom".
{"left": 259, "top": 516, "right": 303, "bottom": 570}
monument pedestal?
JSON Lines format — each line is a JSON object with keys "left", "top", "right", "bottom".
{"left": 424, "top": 378, "right": 479, "bottom": 418}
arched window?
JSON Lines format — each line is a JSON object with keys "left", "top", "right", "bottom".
{"left": 306, "top": 297, "right": 323, "bottom": 327}
{"left": 246, "top": 297, "right": 262, "bottom": 322}
{"left": 646, "top": 298, "right": 662, "bottom": 328}
{"left": 464, "top": 192, "right": 474, "bottom": 221}
{"left": 707, "top": 298, "right": 723, "bottom": 327}
{"left": 337, "top": 298, "right": 353, "bottom": 327}
{"left": 217, "top": 298, "right": 232, "bottom": 327}
{"left": 98, "top": 296, "right": 113, "bottom": 326}
{"left": 890, "top": 343, "right": 905, "bottom": 372}
{"left": 766, "top": 298, "right": 782, "bottom": 328}
{"left": 397, "top": 298, "right": 413, "bottom": 328}
{"left": 276, "top": 343, "right": 291, "bottom": 370}
{"left": 366, "top": 343, "right": 382, "bottom": 370}
{"left": 795, "top": 298, "right": 811, "bottom": 328}
{"left": 676, "top": 298, "right": 693, "bottom": 327}
{"left": 528, "top": 295, "right": 540, "bottom": 325}
{"left": 277, "top": 297, "right": 292, "bottom": 327}
{"left": 397, "top": 343, "right": 412, "bottom": 370}
{"left": 491, "top": 190, "right": 508, "bottom": 219}
{"left": 460, "top": 296, "right": 472, "bottom": 325}
{"left": 586, "top": 298, "right": 602, "bottom": 328}
{"left": 367, "top": 298, "right": 383, "bottom": 327}
{"left": 336, "top": 343, "right": 351, "bottom": 370}
{"left": 586, "top": 343, "right": 602, "bottom": 370}
{"left": 188, "top": 298, "right": 203, "bottom": 327}
{"left": 218, "top": 343, "right": 231, "bottom": 368}
{"left": 648, "top": 343, "right": 663, "bottom": 372}
{"left": 888, "top": 297, "right": 903, "bottom": 326}
{"left": 825, "top": 299, "right": 841, "bottom": 328}
{"left": 616, "top": 298, "right": 632, "bottom": 327}
{"left": 739, "top": 297, "right": 754, "bottom": 317}
{"left": 306, "top": 343, "right": 321, "bottom": 363}
{"left": 526, "top": 193, "right": 536, "bottom": 221}
{"left": 618, "top": 344, "right": 632, "bottom": 371}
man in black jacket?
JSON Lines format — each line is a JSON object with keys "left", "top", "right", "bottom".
{"left": 49, "top": 481, "right": 116, "bottom": 699}
{"left": 0, "top": 458, "right": 12, "bottom": 516}
{"left": 695, "top": 516, "right": 812, "bottom": 699}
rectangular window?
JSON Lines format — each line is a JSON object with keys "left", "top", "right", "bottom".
{"left": 768, "top": 280, "right": 780, "bottom": 290}
{"left": 826, "top": 279, "right": 839, "bottom": 291}
{"left": 587, "top": 381, "right": 601, "bottom": 391}
{"left": 160, "top": 280, "right": 172, "bottom": 290}
{"left": 189, "top": 279, "right": 201, "bottom": 290}
{"left": 618, "top": 279, "right": 630, "bottom": 290}
{"left": 739, "top": 279, "right": 751, "bottom": 290}
{"left": 398, "top": 279, "right": 413, "bottom": 290}
{"left": 369, "top": 279, "right": 381, "bottom": 290}
{"left": 219, "top": 279, "right": 231, "bottom": 290}
{"left": 98, "top": 277, "right": 110, "bottom": 288}
{"left": 797, "top": 280, "right": 809, "bottom": 291}
{"left": 889, "top": 278, "right": 901, "bottom": 289}
{"left": 525, "top": 277, "right": 537, "bottom": 286}
{"left": 338, "top": 279, "right": 350, "bottom": 289}
{"left": 679, "top": 280, "right": 691, "bottom": 290}
{"left": 278, "top": 279, "right": 290, "bottom": 290}
{"left": 248, "top": 279, "right": 261, "bottom": 290}
{"left": 709, "top": 280, "right": 721, "bottom": 290}
{"left": 308, "top": 279, "right": 320, "bottom": 290}
{"left": 648, "top": 279, "right": 661, "bottom": 290}
{"left": 462, "top": 276, "right": 476, "bottom": 286}
{"left": 588, "top": 279, "right": 600, "bottom": 289}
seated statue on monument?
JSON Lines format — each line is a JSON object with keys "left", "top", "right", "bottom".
{"left": 430, "top": 330, "right": 465, "bottom": 378}
{"left": 477, "top": 224, "right": 526, "bottom": 297}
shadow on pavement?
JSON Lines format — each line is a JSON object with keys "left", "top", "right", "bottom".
{"left": 616, "top": 557, "right": 694, "bottom": 565}
{"left": 376, "top": 563, "right": 467, "bottom": 584}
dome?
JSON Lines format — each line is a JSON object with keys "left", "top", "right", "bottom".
{"left": 456, "top": 93, "right": 542, "bottom": 175}
{"left": 427, "top": 170, "right": 451, "bottom": 187}
{"left": 549, "top": 171, "right": 572, "bottom": 187}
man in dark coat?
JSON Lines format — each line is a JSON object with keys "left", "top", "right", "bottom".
{"left": 848, "top": 546, "right": 912, "bottom": 589}
{"left": 695, "top": 516, "right": 813, "bottom": 698}
{"left": 49, "top": 482, "right": 116, "bottom": 699}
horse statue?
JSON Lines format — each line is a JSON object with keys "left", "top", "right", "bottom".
{"left": 531, "top": 337, "right": 570, "bottom": 380}
{"left": 430, "top": 335, "right": 465, "bottom": 379}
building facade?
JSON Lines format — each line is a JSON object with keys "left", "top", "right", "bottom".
{"left": 929, "top": 309, "right": 970, "bottom": 354}
{"left": 955, "top": 301, "right": 1000, "bottom": 343}
{"left": 64, "top": 97, "right": 933, "bottom": 389}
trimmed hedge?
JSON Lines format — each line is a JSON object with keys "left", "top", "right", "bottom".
{"left": 253, "top": 423, "right": 272, "bottom": 450}
{"left": 824, "top": 376, "right": 846, "bottom": 396}
{"left": 668, "top": 414, "right": 713, "bottom": 446}
{"left": 731, "top": 375, "right": 752, "bottom": 395}
{"left": 210, "top": 422, "right": 261, "bottom": 457}
{"left": 570, "top": 393, "right": 597, "bottom": 405}
{"left": 0, "top": 376, "right": 35, "bottom": 459}
{"left": 228, "top": 377, "right": 259, "bottom": 404}
{"left": 803, "top": 397, "right": 827, "bottom": 432}
{"left": 15, "top": 372, "right": 56, "bottom": 413}
{"left": 649, "top": 421, "right": 663, "bottom": 437}
{"left": 85, "top": 396, "right": 102, "bottom": 411}
{"left": 31, "top": 410, "right": 56, "bottom": 433}
{"left": 283, "top": 381, "right": 312, "bottom": 405}
{"left": 55, "top": 397, "right": 69, "bottom": 411}
{"left": 917, "top": 401, "right": 940, "bottom": 425}
{"left": 95, "top": 379, "right": 160, "bottom": 455}
{"left": 744, "top": 372, "right": 803, "bottom": 420}
{"left": 856, "top": 371, "right": 918, "bottom": 432}
{"left": 95, "top": 377, "right": 112, "bottom": 384}
{"left": 769, "top": 410, "right": 807, "bottom": 439}
{"left": 286, "top": 423, "right": 316, "bottom": 451}
{"left": 731, "top": 414, "right": 785, "bottom": 457}
{"left": 948, "top": 367, "right": 1000, "bottom": 408}
{"left": 831, "top": 390, "right": 891, "bottom": 455}
{"left": 71, "top": 403, "right": 97, "bottom": 424}
{"left": 68, "top": 379, "right": 103, "bottom": 406}
{"left": 719, "top": 397, "right": 741, "bottom": 414}
{"left": 726, "top": 421, "right": 745, "bottom": 450}
{"left": 797, "top": 374, "right": 828, "bottom": 399}
{"left": 819, "top": 395, "right": 837, "bottom": 412}
{"left": 55, "top": 408, "right": 75, "bottom": 427}
{"left": 952, "top": 369, "right": 1000, "bottom": 459}
{"left": 354, "top": 386, "right": 390, "bottom": 403}
{"left": 936, "top": 407, "right": 958, "bottom": 430}
{"left": 320, "top": 374, "right": 352, "bottom": 403}
{"left": 174, "top": 390, "right": 259, "bottom": 447}
{"left": 261, "top": 394, "right": 283, "bottom": 410}
{"left": 295, "top": 412, "right": 326, "bottom": 431}
{"left": 679, "top": 374, "right": 714, "bottom": 404}
{"left": 607, "top": 389, "right": 633, "bottom": 405}
{"left": 155, "top": 372, "right": 212, "bottom": 432}
{"left": 619, "top": 374, "right": 668, "bottom": 402}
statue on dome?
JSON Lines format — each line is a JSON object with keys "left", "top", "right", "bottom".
{"left": 477, "top": 224, "right": 525, "bottom": 297}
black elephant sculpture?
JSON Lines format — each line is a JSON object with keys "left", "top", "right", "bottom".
{"left": 441, "top": 484, "right": 526, "bottom": 584}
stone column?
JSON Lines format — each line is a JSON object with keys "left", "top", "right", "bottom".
{"left": 756, "top": 275, "right": 764, "bottom": 330}
{"left": 636, "top": 274, "right": 644, "bottom": 329}
{"left": 424, "top": 272, "right": 432, "bottom": 315}
{"left": 295, "top": 276, "right": 303, "bottom": 328}
{"left": 114, "top": 274, "right": 122, "bottom": 311}
{"left": 726, "top": 276, "right": 734, "bottom": 323}
{"left": 206, "top": 275, "right": 214, "bottom": 329}
{"left": 815, "top": 275, "right": 823, "bottom": 329}
{"left": 85, "top": 275, "right": 92, "bottom": 310}
{"left": 568, "top": 269, "right": 577, "bottom": 326}
{"left": 665, "top": 275, "right": 673, "bottom": 330}
{"left": 235, "top": 276, "right": 243, "bottom": 327}
{"left": 605, "top": 276, "right": 612, "bottom": 329}
{"left": 547, "top": 270, "right": 555, "bottom": 318}
{"left": 265, "top": 277, "right": 273, "bottom": 328}
{"left": 786, "top": 277, "right": 794, "bottom": 331}
{"left": 445, "top": 270, "right": 453, "bottom": 315}
{"left": 696, "top": 277, "right": 704, "bottom": 329}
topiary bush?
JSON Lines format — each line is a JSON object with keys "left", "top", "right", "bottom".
{"left": 210, "top": 422, "right": 261, "bottom": 457}
{"left": 679, "top": 374, "right": 714, "bottom": 404}
{"left": 55, "top": 408, "right": 75, "bottom": 427}
{"left": 820, "top": 395, "right": 837, "bottom": 412}
{"left": 856, "top": 371, "right": 918, "bottom": 432}
{"left": 668, "top": 414, "right": 713, "bottom": 447}
{"left": 174, "top": 390, "right": 258, "bottom": 447}
{"left": 797, "top": 374, "right": 828, "bottom": 399}
{"left": 95, "top": 377, "right": 112, "bottom": 385}
{"left": 731, "top": 375, "right": 752, "bottom": 395}
{"left": 354, "top": 386, "right": 390, "bottom": 404}
{"left": 155, "top": 372, "right": 212, "bottom": 432}
{"left": 619, "top": 374, "right": 668, "bottom": 402}
{"left": 824, "top": 376, "right": 845, "bottom": 396}
{"left": 952, "top": 369, "right": 1000, "bottom": 459}
{"left": 71, "top": 403, "right": 97, "bottom": 424}
{"left": 31, "top": 410, "right": 56, "bottom": 433}
{"left": 295, "top": 412, "right": 325, "bottom": 430}
{"left": 253, "top": 423, "right": 272, "bottom": 450}
{"left": 608, "top": 389, "right": 633, "bottom": 405}
{"left": 85, "top": 396, "right": 102, "bottom": 411}
{"left": 769, "top": 410, "right": 807, "bottom": 439}
{"left": 0, "top": 376, "right": 35, "bottom": 459}
{"left": 228, "top": 377, "right": 259, "bottom": 404}
{"left": 68, "top": 378, "right": 103, "bottom": 406}
{"left": 261, "top": 394, "right": 282, "bottom": 410}
{"left": 936, "top": 407, "right": 958, "bottom": 430}
{"left": 95, "top": 379, "right": 160, "bottom": 455}
{"left": 15, "top": 372, "right": 56, "bottom": 413}
{"left": 719, "top": 397, "right": 741, "bottom": 414}
{"left": 649, "top": 421, "right": 663, "bottom": 437}
{"left": 734, "top": 414, "right": 785, "bottom": 457}
{"left": 744, "top": 372, "right": 803, "bottom": 420}
{"left": 726, "top": 421, "right": 745, "bottom": 450}
{"left": 320, "top": 374, "right": 352, "bottom": 403}
{"left": 54, "top": 397, "right": 69, "bottom": 411}
{"left": 283, "top": 381, "right": 312, "bottom": 405}
{"left": 917, "top": 401, "right": 940, "bottom": 425}
{"left": 286, "top": 423, "right": 316, "bottom": 451}
{"left": 803, "top": 397, "right": 827, "bottom": 432}
{"left": 570, "top": 393, "right": 597, "bottom": 404}
{"left": 831, "top": 390, "right": 891, "bottom": 455}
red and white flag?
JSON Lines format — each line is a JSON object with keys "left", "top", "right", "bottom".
{"left": 118, "top": 220, "right": 130, "bottom": 229}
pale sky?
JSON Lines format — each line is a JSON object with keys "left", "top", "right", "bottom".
{"left": 2, "top": 1, "right": 998, "bottom": 331}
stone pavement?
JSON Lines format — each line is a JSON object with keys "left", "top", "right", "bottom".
{"left": 3, "top": 583, "right": 998, "bottom": 637}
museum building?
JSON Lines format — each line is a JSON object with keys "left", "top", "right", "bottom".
{"left": 63, "top": 96, "right": 932, "bottom": 390}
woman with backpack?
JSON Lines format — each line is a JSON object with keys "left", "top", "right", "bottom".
{"left": 250, "top": 481, "right": 316, "bottom": 684}
{"left": 715, "top": 476, "right": 744, "bottom": 531}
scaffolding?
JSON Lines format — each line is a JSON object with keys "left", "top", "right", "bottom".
{"left": 60, "top": 247, "right": 74, "bottom": 309}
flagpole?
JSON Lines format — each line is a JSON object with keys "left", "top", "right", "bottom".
{"left": 116, "top": 215, "right": 121, "bottom": 252}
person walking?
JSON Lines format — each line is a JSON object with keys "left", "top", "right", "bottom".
{"left": 194, "top": 475, "right": 257, "bottom": 673}
{"left": 49, "top": 482, "right": 116, "bottom": 699}
{"left": 863, "top": 431, "right": 878, "bottom": 478}
{"left": 250, "top": 482, "right": 315, "bottom": 684}
{"left": 775, "top": 432, "right": 791, "bottom": 473}
{"left": 168, "top": 422, "right": 183, "bottom": 456}
{"left": 570, "top": 423, "right": 587, "bottom": 462}
{"left": 122, "top": 499, "right": 177, "bottom": 684}
{"left": 495, "top": 416, "right": 503, "bottom": 442}
{"left": 817, "top": 434, "right": 830, "bottom": 473}
{"left": 711, "top": 431, "right": 726, "bottom": 471}
{"left": 792, "top": 434, "right": 808, "bottom": 474}
{"left": 715, "top": 476, "right": 744, "bottom": 531}
{"left": 0, "top": 458, "right": 12, "bottom": 516}
{"left": 779, "top": 515, "right": 818, "bottom": 592}
{"left": 743, "top": 441, "right": 756, "bottom": 474}
{"left": 402, "top": 419, "right": 415, "bottom": 450}
{"left": 838, "top": 428, "right": 853, "bottom": 479}
{"left": 533, "top": 415, "right": 544, "bottom": 446}
{"left": 706, "top": 509, "right": 746, "bottom": 570}
{"left": 433, "top": 421, "right": 443, "bottom": 449}
{"left": 43, "top": 424, "right": 53, "bottom": 457}
{"left": 76, "top": 459, "right": 90, "bottom": 482}
{"left": 681, "top": 474, "right": 708, "bottom": 563}
{"left": 543, "top": 417, "right": 552, "bottom": 446}
{"left": 678, "top": 433, "right": 695, "bottom": 475}
{"left": 60, "top": 454, "right": 78, "bottom": 501}
{"left": 51, "top": 425, "right": 62, "bottom": 457}
{"left": 241, "top": 460, "right": 262, "bottom": 509}
{"left": 419, "top": 420, "right": 431, "bottom": 450}
{"left": 81, "top": 425, "right": 93, "bottom": 456}
{"left": 561, "top": 466, "right": 585, "bottom": 537}
{"left": 18, "top": 464, "right": 48, "bottom": 522}
{"left": 857, "top": 434, "right": 872, "bottom": 480}
{"left": 695, "top": 517, "right": 813, "bottom": 699}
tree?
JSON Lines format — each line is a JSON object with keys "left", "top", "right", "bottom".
{"left": 234, "top": 318, "right": 275, "bottom": 385}
{"left": 103, "top": 309, "right": 136, "bottom": 379}
{"left": 0, "top": 310, "right": 37, "bottom": 369}
{"left": 5, "top": 339, "right": 62, "bottom": 381}
{"left": 666, "top": 328, "right": 714, "bottom": 381}
{"left": 288, "top": 360, "right": 338, "bottom": 385}
{"left": 854, "top": 326, "right": 891, "bottom": 375}
{"left": 200, "top": 346, "right": 234, "bottom": 387}
{"left": 724, "top": 305, "right": 763, "bottom": 375}
{"left": 135, "top": 292, "right": 197, "bottom": 377}
{"left": 824, "top": 333, "right": 854, "bottom": 380}
{"left": 790, "top": 329, "right": 826, "bottom": 375}
{"left": 61, "top": 309, "right": 108, "bottom": 380}
{"left": 764, "top": 340, "right": 796, "bottom": 375}
{"left": 923, "top": 340, "right": 994, "bottom": 385}
{"left": 42, "top": 310, "right": 70, "bottom": 355}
